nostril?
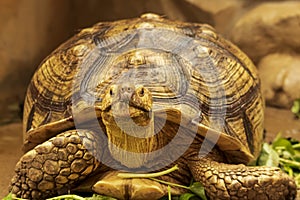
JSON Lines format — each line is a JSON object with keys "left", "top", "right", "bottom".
{"left": 120, "top": 86, "right": 134, "bottom": 94}
{"left": 110, "top": 88, "right": 114, "bottom": 96}
{"left": 139, "top": 88, "right": 145, "bottom": 97}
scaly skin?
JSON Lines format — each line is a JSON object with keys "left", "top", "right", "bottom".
{"left": 10, "top": 130, "right": 102, "bottom": 199}
{"left": 10, "top": 84, "right": 297, "bottom": 199}
{"left": 10, "top": 83, "right": 297, "bottom": 199}
{"left": 189, "top": 156, "right": 297, "bottom": 200}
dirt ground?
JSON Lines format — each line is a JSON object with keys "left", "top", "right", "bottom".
{"left": 0, "top": 107, "right": 299, "bottom": 198}
{"left": 0, "top": 122, "right": 22, "bottom": 198}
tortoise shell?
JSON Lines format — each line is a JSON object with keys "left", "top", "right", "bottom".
{"left": 22, "top": 13, "right": 264, "bottom": 165}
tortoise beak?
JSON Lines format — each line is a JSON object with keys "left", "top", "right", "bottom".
{"left": 99, "top": 85, "right": 153, "bottom": 115}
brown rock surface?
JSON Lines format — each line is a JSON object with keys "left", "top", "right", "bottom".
{"left": 0, "top": 0, "right": 74, "bottom": 109}
{"left": 259, "top": 53, "right": 300, "bottom": 108}
{"left": 264, "top": 107, "right": 300, "bottom": 142}
{"left": 230, "top": 1, "right": 300, "bottom": 63}
{"left": 185, "top": 0, "right": 244, "bottom": 34}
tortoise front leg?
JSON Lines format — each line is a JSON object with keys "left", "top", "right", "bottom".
{"left": 188, "top": 157, "right": 297, "bottom": 200}
{"left": 9, "top": 129, "right": 103, "bottom": 199}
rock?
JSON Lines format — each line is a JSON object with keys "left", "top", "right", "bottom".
{"left": 230, "top": 1, "right": 300, "bottom": 63}
{"left": 0, "top": 0, "right": 74, "bottom": 124}
{"left": 185, "top": 0, "right": 240, "bottom": 15}
{"left": 185, "top": 0, "right": 244, "bottom": 34}
{"left": 258, "top": 53, "right": 300, "bottom": 108}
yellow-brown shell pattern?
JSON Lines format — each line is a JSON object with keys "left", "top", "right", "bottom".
{"left": 23, "top": 13, "right": 263, "bottom": 161}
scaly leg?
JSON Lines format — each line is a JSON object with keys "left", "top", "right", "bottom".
{"left": 9, "top": 129, "right": 103, "bottom": 199}
{"left": 189, "top": 157, "right": 296, "bottom": 200}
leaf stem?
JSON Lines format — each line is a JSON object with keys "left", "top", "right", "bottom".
{"left": 149, "top": 177, "right": 190, "bottom": 190}
{"left": 279, "top": 158, "right": 300, "bottom": 168}
{"left": 117, "top": 165, "right": 179, "bottom": 178}
{"left": 292, "top": 143, "right": 300, "bottom": 149}
{"left": 46, "top": 195, "right": 86, "bottom": 200}
{"left": 274, "top": 146, "right": 286, "bottom": 151}
{"left": 11, "top": 196, "right": 28, "bottom": 200}
{"left": 168, "top": 185, "right": 171, "bottom": 200}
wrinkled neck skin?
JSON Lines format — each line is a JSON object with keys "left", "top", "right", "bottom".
{"left": 101, "top": 107, "right": 158, "bottom": 169}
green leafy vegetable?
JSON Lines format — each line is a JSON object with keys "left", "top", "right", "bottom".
{"left": 3, "top": 193, "right": 13, "bottom": 200}
{"left": 272, "top": 133, "right": 295, "bottom": 156}
{"left": 179, "top": 193, "right": 198, "bottom": 200}
{"left": 257, "top": 143, "right": 279, "bottom": 167}
{"left": 257, "top": 133, "right": 300, "bottom": 187}
{"left": 291, "top": 99, "right": 300, "bottom": 118}
{"left": 188, "top": 182, "right": 207, "bottom": 200}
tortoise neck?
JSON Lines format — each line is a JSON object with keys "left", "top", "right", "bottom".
{"left": 103, "top": 114, "right": 161, "bottom": 168}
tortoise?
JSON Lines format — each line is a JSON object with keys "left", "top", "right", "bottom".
{"left": 9, "top": 13, "right": 296, "bottom": 200}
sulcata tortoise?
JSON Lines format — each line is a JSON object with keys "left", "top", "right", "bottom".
{"left": 10, "top": 13, "right": 296, "bottom": 199}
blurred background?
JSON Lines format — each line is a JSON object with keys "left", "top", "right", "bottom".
{"left": 0, "top": 0, "right": 300, "bottom": 197}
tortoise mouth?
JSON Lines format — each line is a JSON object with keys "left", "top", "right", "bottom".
{"left": 101, "top": 103, "right": 154, "bottom": 138}
{"left": 103, "top": 102, "right": 152, "bottom": 123}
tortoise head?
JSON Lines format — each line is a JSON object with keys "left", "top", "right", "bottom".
{"left": 100, "top": 84, "right": 158, "bottom": 168}
{"left": 101, "top": 84, "right": 152, "bottom": 123}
